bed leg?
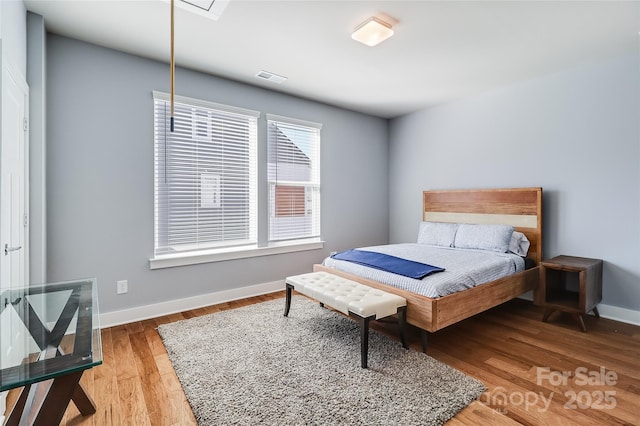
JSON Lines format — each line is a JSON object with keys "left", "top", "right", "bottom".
{"left": 284, "top": 283, "right": 293, "bottom": 317}
{"left": 421, "top": 329, "right": 428, "bottom": 353}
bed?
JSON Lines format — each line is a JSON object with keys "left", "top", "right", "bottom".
{"left": 313, "top": 187, "right": 542, "bottom": 333}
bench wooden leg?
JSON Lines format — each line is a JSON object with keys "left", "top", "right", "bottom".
{"left": 284, "top": 283, "right": 293, "bottom": 317}
{"left": 397, "top": 306, "right": 408, "bottom": 349}
{"left": 350, "top": 312, "right": 375, "bottom": 368}
{"left": 421, "top": 329, "right": 428, "bottom": 354}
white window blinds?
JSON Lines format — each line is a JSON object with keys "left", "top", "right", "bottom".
{"left": 267, "top": 114, "right": 321, "bottom": 242}
{"left": 154, "top": 92, "right": 259, "bottom": 255}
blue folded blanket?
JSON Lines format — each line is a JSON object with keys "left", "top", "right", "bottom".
{"left": 331, "top": 249, "right": 444, "bottom": 279}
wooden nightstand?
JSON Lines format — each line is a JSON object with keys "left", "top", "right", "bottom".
{"left": 538, "top": 255, "right": 603, "bottom": 332}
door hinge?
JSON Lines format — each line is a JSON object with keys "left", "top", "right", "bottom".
{"left": 24, "top": 213, "right": 28, "bottom": 228}
{"left": 24, "top": 118, "right": 28, "bottom": 131}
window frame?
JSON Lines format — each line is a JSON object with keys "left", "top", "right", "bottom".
{"left": 149, "top": 95, "right": 323, "bottom": 269}
{"left": 267, "top": 114, "right": 322, "bottom": 244}
{"left": 152, "top": 91, "right": 260, "bottom": 259}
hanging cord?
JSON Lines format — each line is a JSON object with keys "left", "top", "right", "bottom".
{"left": 170, "top": 0, "right": 175, "bottom": 132}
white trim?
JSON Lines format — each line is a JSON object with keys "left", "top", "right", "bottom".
{"left": 100, "top": 280, "right": 285, "bottom": 328}
{"left": 150, "top": 239, "right": 324, "bottom": 269}
{"left": 99, "top": 284, "right": 640, "bottom": 330}
{"left": 152, "top": 90, "right": 260, "bottom": 118}
{"left": 596, "top": 304, "right": 640, "bottom": 326}
{"left": 266, "top": 113, "right": 323, "bottom": 129}
{"left": 518, "top": 293, "right": 640, "bottom": 326}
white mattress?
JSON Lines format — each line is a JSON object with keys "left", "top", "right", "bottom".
{"left": 322, "top": 243, "right": 525, "bottom": 298}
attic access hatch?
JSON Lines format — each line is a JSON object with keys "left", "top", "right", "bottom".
{"left": 175, "top": 0, "right": 230, "bottom": 20}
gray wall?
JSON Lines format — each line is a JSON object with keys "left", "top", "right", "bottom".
{"left": 0, "top": 0, "right": 27, "bottom": 77}
{"left": 46, "top": 35, "right": 389, "bottom": 314}
{"left": 389, "top": 53, "right": 640, "bottom": 311}
{"left": 27, "top": 12, "right": 46, "bottom": 284}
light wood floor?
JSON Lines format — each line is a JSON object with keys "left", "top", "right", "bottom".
{"left": 6, "top": 293, "right": 640, "bottom": 425}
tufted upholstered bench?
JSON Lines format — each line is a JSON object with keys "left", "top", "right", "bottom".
{"left": 284, "top": 271, "right": 408, "bottom": 368}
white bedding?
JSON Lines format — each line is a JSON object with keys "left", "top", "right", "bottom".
{"left": 323, "top": 243, "right": 525, "bottom": 298}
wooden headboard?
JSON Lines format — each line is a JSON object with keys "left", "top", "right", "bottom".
{"left": 423, "top": 187, "right": 543, "bottom": 265}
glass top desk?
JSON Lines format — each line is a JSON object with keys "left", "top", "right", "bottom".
{"left": 1, "top": 279, "right": 101, "bottom": 425}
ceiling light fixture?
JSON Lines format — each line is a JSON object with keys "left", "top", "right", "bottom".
{"left": 351, "top": 17, "right": 394, "bottom": 47}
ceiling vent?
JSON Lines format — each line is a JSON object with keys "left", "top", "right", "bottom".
{"left": 255, "top": 70, "right": 288, "bottom": 84}
{"left": 175, "top": 0, "right": 230, "bottom": 20}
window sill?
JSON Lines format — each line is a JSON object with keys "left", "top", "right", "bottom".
{"left": 149, "top": 239, "right": 324, "bottom": 270}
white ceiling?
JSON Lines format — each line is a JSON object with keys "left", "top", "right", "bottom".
{"left": 24, "top": 0, "right": 640, "bottom": 118}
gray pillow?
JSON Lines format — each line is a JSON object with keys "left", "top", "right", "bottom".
{"left": 509, "top": 231, "right": 530, "bottom": 257}
{"left": 417, "top": 221, "right": 459, "bottom": 247}
{"left": 454, "top": 223, "right": 514, "bottom": 253}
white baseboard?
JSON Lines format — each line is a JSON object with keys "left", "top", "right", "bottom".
{"left": 518, "top": 293, "right": 640, "bottom": 326}
{"left": 1, "top": 390, "right": 6, "bottom": 424}
{"left": 596, "top": 304, "right": 640, "bottom": 326}
{"left": 99, "top": 281, "right": 640, "bottom": 329}
{"left": 100, "top": 280, "right": 285, "bottom": 328}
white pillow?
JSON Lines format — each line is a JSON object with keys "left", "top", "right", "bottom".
{"left": 509, "top": 231, "right": 530, "bottom": 257}
{"left": 417, "top": 221, "right": 459, "bottom": 247}
{"left": 454, "top": 223, "right": 514, "bottom": 253}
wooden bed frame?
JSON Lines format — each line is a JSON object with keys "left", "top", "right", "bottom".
{"left": 314, "top": 187, "right": 543, "bottom": 333}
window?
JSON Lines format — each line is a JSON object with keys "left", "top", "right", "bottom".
{"left": 267, "top": 114, "right": 321, "bottom": 242}
{"left": 153, "top": 91, "right": 259, "bottom": 256}
{"left": 275, "top": 186, "right": 305, "bottom": 217}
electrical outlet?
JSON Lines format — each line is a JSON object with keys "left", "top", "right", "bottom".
{"left": 116, "top": 280, "right": 128, "bottom": 294}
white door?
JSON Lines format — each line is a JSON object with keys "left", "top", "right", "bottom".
{"left": 0, "top": 63, "right": 29, "bottom": 421}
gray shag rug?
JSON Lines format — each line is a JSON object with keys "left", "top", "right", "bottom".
{"left": 157, "top": 296, "right": 485, "bottom": 425}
